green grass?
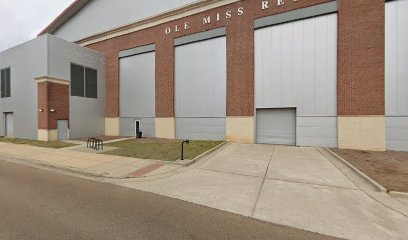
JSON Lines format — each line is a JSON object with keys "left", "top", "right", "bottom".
{"left": 0, "top": 137, "right": 77, "bottom": 149}
{"left": 104, "top": 139, "right": 223, "bottom": 161}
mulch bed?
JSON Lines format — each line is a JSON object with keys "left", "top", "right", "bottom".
{"left": 75, "top": 136, "right": 125, "bottom": 142}
{"left": 331, "top": 148, "right": 408, "bottom": 193}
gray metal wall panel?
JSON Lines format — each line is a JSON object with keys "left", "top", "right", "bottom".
{"left": 175, "top": 37, "right": 226, "bottom": 118}
{"left": 255, "top": 13, "right": 338, "bottom": 116}
{"left": 386, "top": 1, "right": 408, "bottom": 151}
{"left": 174, "top": 27, "right": 226, "bottom": 46}
{"left": 297, "top": 117, "right": 338, "bottom": 147}
{"left": 176, "top": 118, "right": 226, "bottom": 140}
{"left": 119, "top": 44, "right": 155, "bottom": 58}
{"left": 386, "top": 0, "right": 408, "bottom": 116}
{"left": 54, "top": 0, "right": 197, "bottom": 42}
{"left": 255, "top": 1, "right": 338, "bottom": 29}
{"left": 256, "top": 109, "right": 296, "bottom": 145}
{"left": 120, "top": 52, "right": 156, "bottom": 118}
{"left": 386, "top": 117, "right": 408, "bottom": 151}
{"left": 0, "top": 35, "right": 48, "bottom": 140}
{"left": 47, "top": 34, "right": 106, "bottom": 139}
{"left": 120, "top": 117, "right": 156, "bottom": 138}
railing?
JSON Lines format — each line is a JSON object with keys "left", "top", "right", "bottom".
{"left": 87, "top": 138, "right": 104, "bottom": 151}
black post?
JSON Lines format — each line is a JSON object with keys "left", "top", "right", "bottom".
{"left": 181, "top": 140, "right": 190, "bottom": 160}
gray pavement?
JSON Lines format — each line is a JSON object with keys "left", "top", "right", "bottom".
{"left": 119, "top": 143, "right": 408, "bottom": 240}
{"left": 0, "top": 160, "right": 339, "bottom": 240}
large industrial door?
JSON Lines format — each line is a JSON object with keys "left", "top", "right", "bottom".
{"left": 5, "top": 113, "right": 14, "bottom": 137}
{"left": 119, "top": 49, "right": 156, "bottom": 138}
{"left": 175, "top": 36, "right": 227, "bottom": 140}
{"left": 255, "top": 13, "right": 338, "bottom": 147}
{"left": 385, "top": 0, "right": 408, "bottom": 151}
{"left": 256, "top": 109, "right": 296, "bottom": 145}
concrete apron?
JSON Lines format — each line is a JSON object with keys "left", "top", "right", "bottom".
{"left": 117, "top": 143, "right": 408, "bottom": 240}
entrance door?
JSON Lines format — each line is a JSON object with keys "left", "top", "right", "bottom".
{"left": 57, "top": 120, "right": 68, "bottom": 141}
{"left": 256, "top": 108, "right": 296, "bottom": 145}
{"left": 5, "top": 113, "right": 14, "bottom": 137}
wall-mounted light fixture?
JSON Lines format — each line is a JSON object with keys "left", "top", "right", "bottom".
{"left": 50, "top": 109, "right": 56, "bottom": 113}
{"left": 39, "top": 109, "right": 44, "bottom": 112}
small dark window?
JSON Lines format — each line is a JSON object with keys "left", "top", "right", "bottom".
{"left": 1, "top": 68, "right": 11, "bottom": 98}
{"left": 71, "top": 64, "right": 85, "bottom": 97}
{"left": 85, "top": 68, "right": 97, "bottom": 98}
{"left": 70, "top": 64, "right": 97, "bottom": 98}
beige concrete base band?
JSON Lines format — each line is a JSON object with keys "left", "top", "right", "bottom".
{"left": 105, "top": 118, "right": 120, "bottom": 136}
{"left": 155, "top": 118, "right": 176, "bottom": 139}
{"left": 338, "top": 116, "right": 386, "bottom": 151}
{"left": 38, "top": 129, "right": 58, "bottom": 142}
{"left": 226, "top": 117, "right": 255, "bottom": 144}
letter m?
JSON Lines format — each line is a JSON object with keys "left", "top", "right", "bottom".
{"left": 203, "top": 16, "right": 211, "bottom": 25}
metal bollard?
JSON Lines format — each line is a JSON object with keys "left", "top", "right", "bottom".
{"left": 181, "top": 139, "right": 190, "bottom": 160}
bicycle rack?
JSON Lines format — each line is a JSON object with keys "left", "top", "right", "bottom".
{"left": 87, "top": 138, "right": 104, "bottom": 151}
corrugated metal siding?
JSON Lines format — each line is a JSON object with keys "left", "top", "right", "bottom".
{"left": 297, "top": 117, "right": 337, "bottom": 147}
{"left": 120, "top": 51, "right": 156, "bottom": 138}
{"left": 176, "top": 118, "right": 225, "bottom": 140}
{"left": 386, "top": 0, "right": 408, "bottom": 116}
{"left": 386, "top": 0, "right": 408, "bottom": 151}
{"left": 175, "top": 37, "right": 226, "bottom": 140}
{"left": 254, "top": 14, "right": 338, "bottom": 147}
{"left": 386, "top": 117, "right": 408, "bottom": 151}
{"left": 120, "top": 52, "right": 156, "bottom": 118}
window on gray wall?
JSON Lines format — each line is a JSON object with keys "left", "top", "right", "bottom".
{"left": 70, "top": 64, "right": 97, "bottom": 98}
{"left": 1, "top": 68, "right": 11, "bottom": 98}
{"left": 85, "top": 68, "right": 97, "bottom": 98}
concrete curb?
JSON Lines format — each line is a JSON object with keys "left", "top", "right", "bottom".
{"left": 0, "top": 154, "right": 107, "bottom": 179}
{"left": 318, "top": 147, "right": 387, "bottom": 192}
{"left": 0, "top": 142, "right": 228, "bottom": 181}
{"left": 172, "top": 142, "right": 227, "bottom": 167}
{"left": 390, "top": 191, "right": 408, "bottom": 200}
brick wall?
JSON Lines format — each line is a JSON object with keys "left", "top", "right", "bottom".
{"left": 37, "top": 82, "right": 69, "bottom": 130}
{"left": 338, "top": 0, "right": 385, "bottom": 115}
{"left": 87, "top": 0, "right": 383, "bottom": 119}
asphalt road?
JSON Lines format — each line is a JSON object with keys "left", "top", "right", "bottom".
{"left": 0, "top": 160, "right": 341, "bottom": 240}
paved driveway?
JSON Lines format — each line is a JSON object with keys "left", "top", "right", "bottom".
{"left": 120, "top": 143, "right": 408, "bottom": 240}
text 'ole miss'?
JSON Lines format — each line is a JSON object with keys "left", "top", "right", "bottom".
{"left": 164, "top": 0, "right": 301, "bottom": 35}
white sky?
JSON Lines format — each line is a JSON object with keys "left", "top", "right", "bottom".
{"left": 0, "top": 0, "right": 75, "bottom": 52}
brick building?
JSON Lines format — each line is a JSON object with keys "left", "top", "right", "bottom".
{"left": 0, "top": 0, "right": 407, "bottom": 151}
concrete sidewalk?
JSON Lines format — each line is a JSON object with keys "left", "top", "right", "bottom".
{"left": 0, "top": 142, "right": 182, "bottom": 178}
{"left": 117, "top": 143, "right": 408, "bottom": 240}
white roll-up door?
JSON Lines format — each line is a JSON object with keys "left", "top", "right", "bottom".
{"left": 255, "top": 14, "right": 338, "bottom": 147}
{"left": 256, "top": 109, "right": 296, "bottom": 145}
{"left": 175, "top": 37, "right": 227, "bottom": 140}
{"left": 385, "top": 0, "right": 408, "bottom": 151}
{"left": 119, "top": 51, "right": 156, "bottom": 137}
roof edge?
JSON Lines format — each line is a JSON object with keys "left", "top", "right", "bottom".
{"left": 39, "top": 0, "right": 91, "bottom": 36}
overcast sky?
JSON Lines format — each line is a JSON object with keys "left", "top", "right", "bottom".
{"left": 0, "top": 0, "right": 75, "bottom": 52}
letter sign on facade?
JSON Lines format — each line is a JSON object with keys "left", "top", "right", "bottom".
{"left": 164, "top": 0, "right": 301, "bottom": 35}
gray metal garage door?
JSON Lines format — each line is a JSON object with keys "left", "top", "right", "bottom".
{"left": 175, "top": 36, "right": 226, "bottom": 140}
{"left": 256, "top": 109, "right": 296, "bottom": 145}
